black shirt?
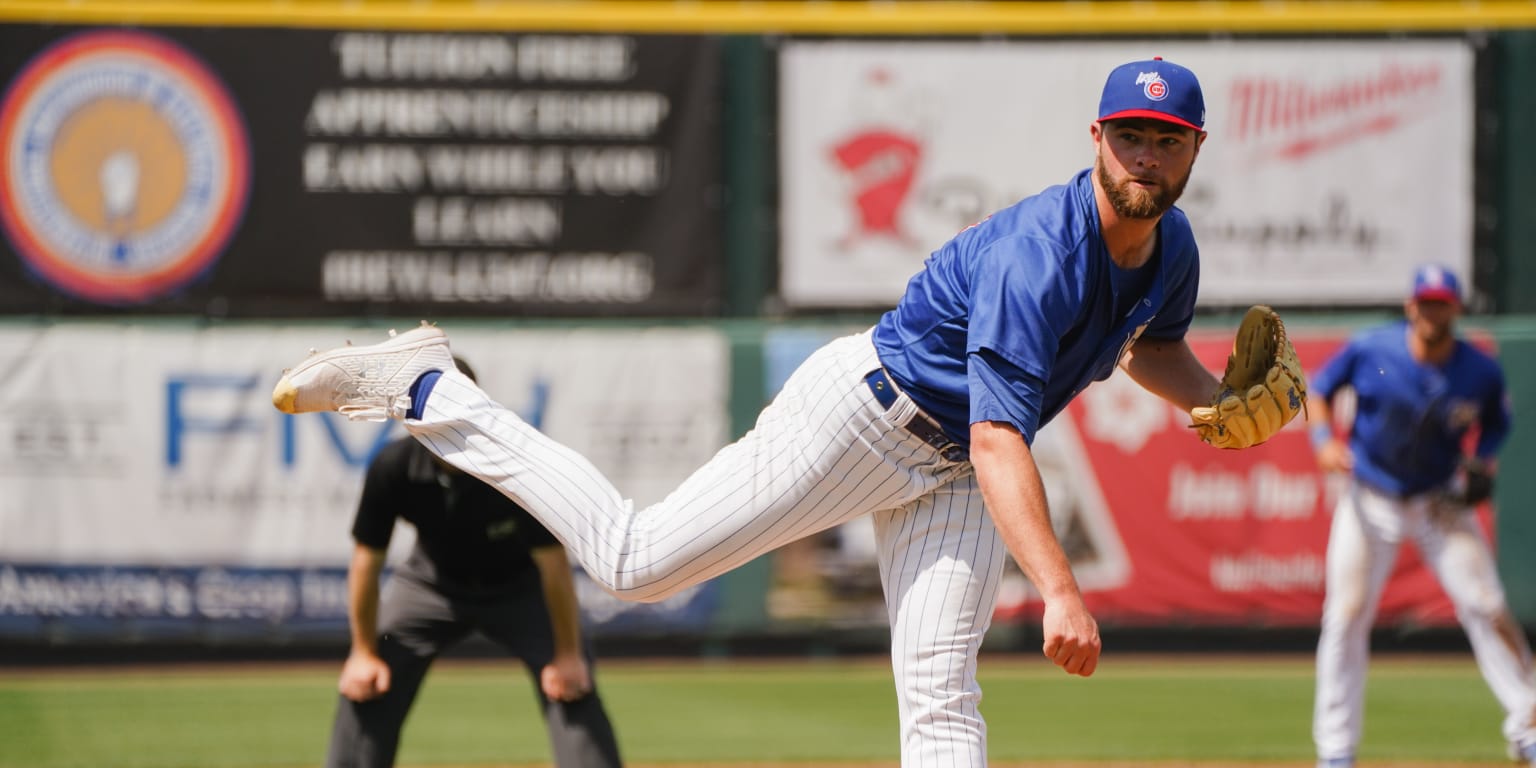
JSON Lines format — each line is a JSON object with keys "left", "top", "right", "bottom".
{"left": 352, "top": 437, "right": 558, "bottom": 591}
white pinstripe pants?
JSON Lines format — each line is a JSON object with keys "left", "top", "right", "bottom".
{"left": 1313, "top": 479, "right": 1536, "bottom": 759}
{"left": 406, "top": 330, "right": 1009, "bottom": 767}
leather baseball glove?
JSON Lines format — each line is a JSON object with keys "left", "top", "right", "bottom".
{"left": 1190, "top": 305, "right": 1308, "bottom": 449}
{"left": 1452, "top": 459, "right": 1496, "bottom": 506}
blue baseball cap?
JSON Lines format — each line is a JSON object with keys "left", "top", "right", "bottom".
{"left": 1412, "top": 263, "right": 1461, "bottom": 304}
{"left": 1098, "top": 57, "right": 1205, "bottom": 132}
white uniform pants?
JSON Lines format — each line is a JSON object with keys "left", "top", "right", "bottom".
{"left": 1313, "top": 479, "right": 1536, "bottom": 759}
{"left": 406, "top": 330, "right": 1009, "bottom": 768}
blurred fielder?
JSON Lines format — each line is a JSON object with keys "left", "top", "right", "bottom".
{"left": 325, "top": 356, "right": 623, "bottom": 768}
{"left": 1308, "top": 265, "right": 1536, "bottom": 768}
{"left": 277, "top": 58, "right": 1306, "bottom": 767}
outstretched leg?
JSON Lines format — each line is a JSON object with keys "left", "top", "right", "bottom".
{"left": 411, "top": 331, "right": 966, "bottom": 600}
{"left": 282, "top": 328, "right": 968, "bottom": 601}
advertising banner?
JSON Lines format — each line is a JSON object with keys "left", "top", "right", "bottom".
{"left": 0, "top": 27, "right": 723, "bottom": 317}
{"left": 0, "top": 323, "right": 729, "bottom": 638}
{"left": 780, "top": 40, "right": 1473, "bottom": 309}
{"left": 1008, "top": 327, "right": 1493, "bottom": 627}
{"left": 761, "top": 325, "right": 1486, "bottom": 629}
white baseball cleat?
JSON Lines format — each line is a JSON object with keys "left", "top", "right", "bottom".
{"left": 271, "top": 322, "right": 452, "bottom": 421}
{"left": 1316, "top": 758, "right": 1354, "bottom": 768}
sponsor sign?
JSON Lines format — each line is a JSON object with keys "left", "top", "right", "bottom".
{"left": 995, "top": 327, "right": 1493, "bottom": 627}
{"left": 0, "top": 564, "right": 349, "bottom": 636}
{"left": 780, "top": 40, "right": 1473, "bottom": 309}
{"left": 0, "top": 323, "right": 729, "bottom": 637}
{"left": 0, "top": 27, "right": 723, "bottom": 316}
{"left": 0, "top": 563, "right": 717, "bottom": 639}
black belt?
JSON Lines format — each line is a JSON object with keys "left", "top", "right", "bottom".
{"left": 864, "top": 368, "right": 968, "bottom": 462}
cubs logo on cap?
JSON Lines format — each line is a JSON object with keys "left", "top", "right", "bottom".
{"left": 1098, "top": 56, "right": 1205, "bottom": 131}
{"left": 1411, "top": 264, "right": 1461, "bottom": 305}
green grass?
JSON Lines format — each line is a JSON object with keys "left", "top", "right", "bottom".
{"left": 0, "top": 654, "right": 1515, "bottom": 767}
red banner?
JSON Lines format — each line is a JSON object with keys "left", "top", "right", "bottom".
{"left": 995, "top": 327, "right": 1494, "bottom": 628}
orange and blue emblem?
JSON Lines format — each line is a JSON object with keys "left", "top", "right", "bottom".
{"left": 0, "top": 30, "right": 250, "bottom": 304}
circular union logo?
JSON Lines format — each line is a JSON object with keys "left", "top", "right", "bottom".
{"left": 1143, "top": 77, "right": 1169, "bottom": 102}
{"left": 0, "top": 30, "right": 250, "bottom": 304}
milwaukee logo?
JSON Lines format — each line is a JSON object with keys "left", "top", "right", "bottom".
{"left": 1228, "top": 63, "right": 1443, "bottom": 158}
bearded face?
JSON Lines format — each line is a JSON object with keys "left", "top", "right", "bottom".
{"left": 1095, "top": 144, "right": 1193, "bottom": 219}
{"left": 1406, "top": 298, "right": 1458, "bottom": 347}
{"left": 1093, "top": 119, "right": 1201, "bottom": 220}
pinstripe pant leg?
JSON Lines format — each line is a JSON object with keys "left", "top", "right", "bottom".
{"left": 405, "top": 330, "right": 965, "bottom": 602}
{"left": 876, "top": 473, "right": 1006, "bottom": 768}
{"left": 1314, "top": 482, "right": 1400, "bottom": 760}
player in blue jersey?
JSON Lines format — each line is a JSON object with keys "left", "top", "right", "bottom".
{"left": 274, "top": 58, "right": 1259, "bottom": 767}
{"left": 1308, "top": 265, "right": 1536, "bottom": 768}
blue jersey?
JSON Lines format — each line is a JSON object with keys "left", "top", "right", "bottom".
{"left": 1311, "top": 322, "right": 1511, "bottom": 497}
{"left": 872, "top": 168, "right": 1200, "bottom": 448}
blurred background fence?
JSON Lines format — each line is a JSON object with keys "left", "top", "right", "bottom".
{"left": 3, "top": 0, "right": 1536, "bottom": 658}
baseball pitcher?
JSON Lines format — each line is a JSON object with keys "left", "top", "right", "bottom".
{"left": 272, "top": 58, "right": 1305, "bottom": 767}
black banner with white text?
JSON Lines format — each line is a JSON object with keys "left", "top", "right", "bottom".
{"left": 0, "top": 27, "right": 724, "bottom": 317}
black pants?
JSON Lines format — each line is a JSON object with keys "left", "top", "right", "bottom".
{"left": 325, "top": 574, "right": 623, "bottom": 768}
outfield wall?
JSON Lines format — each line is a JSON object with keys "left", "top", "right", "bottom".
{"left": 1, "top": 314, "right": 1533, "bottom": 646}
{"left": 2, "top": 1, "right": 1536, "bottom": 646}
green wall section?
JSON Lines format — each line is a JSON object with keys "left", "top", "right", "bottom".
{"left": 708, "top": 320, "right": 772, "bottom": 634}
{"left": 1497, "top": 32, "right": 1536, "bottom": 314}
{"left": 1488, "top": 321, "right": 1536, "bottom": 622}
{"left": 722, "top": 35, "right": 775, "bottom": 319}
